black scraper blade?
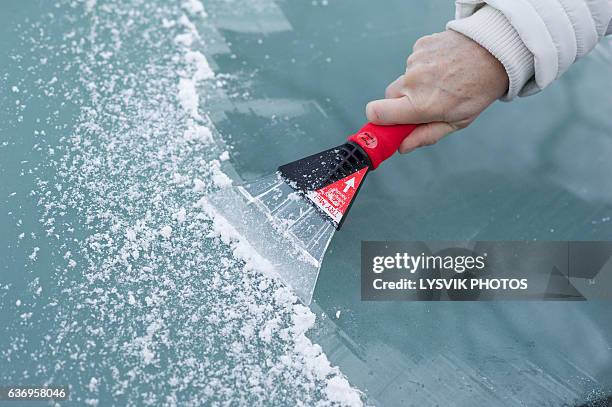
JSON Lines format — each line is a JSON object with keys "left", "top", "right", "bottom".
{"left": 278, "top": 142, "right": 372, "bottom": 229}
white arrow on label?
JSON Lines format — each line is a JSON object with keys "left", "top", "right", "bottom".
{"left": 343, "top": 177, "right": 355, "bottom": 193}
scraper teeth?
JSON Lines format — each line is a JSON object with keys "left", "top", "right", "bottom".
{"left": 303, "top": 221, "right": 332, "bottom": 251}
{"left": 251, "top": 181, "right": 284, "bottom": 200}
{"left": 209, "top": 138, "right": 371, "bottom": 303}
{"left": 207, "top": 173, "right": 334, "bottom": 304}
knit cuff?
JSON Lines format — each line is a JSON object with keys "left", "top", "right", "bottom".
{"left": 447, "top": 5, "right": 535, "bottom": 101}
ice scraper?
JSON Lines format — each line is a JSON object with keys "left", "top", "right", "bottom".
{"left": 208, "top": 122, "right": 416, "bottom": 304}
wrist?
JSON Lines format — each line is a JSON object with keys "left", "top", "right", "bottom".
{"left": 447, "top": 5, "right": 535, "bottom": 101}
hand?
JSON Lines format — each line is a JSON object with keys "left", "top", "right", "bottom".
{"left": 366, "top": 30, "right": 509, "bottom": 154}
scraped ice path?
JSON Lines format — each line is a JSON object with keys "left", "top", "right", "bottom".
{"left": 1, "top": 0, "right": 362, "bottom": 405}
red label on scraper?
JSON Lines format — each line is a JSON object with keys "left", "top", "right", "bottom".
{"left": 306, "top": 167, "right": 368, "bottom": 224}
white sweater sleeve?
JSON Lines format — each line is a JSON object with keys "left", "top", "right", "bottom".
{"left": 446, "top": 0, "right": 612, "bottom": 100}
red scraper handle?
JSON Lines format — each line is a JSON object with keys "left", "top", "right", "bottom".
{"left": 348, "top": 123, "right": 417, "bottom": 169}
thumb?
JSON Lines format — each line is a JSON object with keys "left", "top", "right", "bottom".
{"left": 398, "top": 122, "right": 455, "bottom": 154}
{"left": 366, "top": 95, "right": 440, "bottom": 125}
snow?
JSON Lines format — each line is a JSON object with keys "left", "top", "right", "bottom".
{"left": 209, "top": 160, "right": 233, "bottom": 187}
{"left": 88, "top": 377, "right": 99, "bottom": 392}
{"left": 182, "top": 0, "right": 207, "bottom": 16}
{"left": 84, "top": 0, "right": 96, "bottom": 13}
{"left": 193, "top": 178, "right": 205, "bottom": 192}
{"left": 177, "top": 78, "right": 200, "bottom": 119}
{"left": 141, "top": 346, "right": 155, "bottom": 365}
{"left": 28, "top": 247, "right": 39, "bottom": 261}
{"left": 159, "top": 225, "right": 173, "bottom": 239}
{"left": 212, "top": 170, "right": 233, "bottom": 187}
{"left": 125, "top": 228, "right": 136, "bottom": 241}
{"left": 288, "top": 192, "right": 302, "bottom": 201}
{"left": 326, "top": 376, "right": 363, "bottom": 407}
{"left": 162, "top": 18, "right": 176, "bottom": 28}
{"left": 174, "top": 208, "right": 187, "bottom": 224}
{"left": 184, "top": 123, "right": 213, "bottom": 144}
{"left": 198, "top": 197, "right": 277, "bottom": 278}
{"left": 174, "top": 33, "right": 194, "bottom": 47}
{"left": 292, "top": 304, "right": 316, "bottom": 335}
{"left": 201, "top": 198, "right": 362, "bottom": 403}
{"left": 7, "top": 1, "right": 363, "bottom": 405}
{"left": 185, "top": 51, "right": 214, "bottom": 81}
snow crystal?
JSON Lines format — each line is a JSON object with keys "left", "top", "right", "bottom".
{"left": 159, "top": 225, "right": 173, "bottom": 239}
{"left": 183, "top": 123, "right": 213, "bottom": 144}
{"left": 182, "top": 0, "right": 207, "bottom": 17}
{"left": 292, "top": 304, "right": 316, "bottom": 335}
{"left": 209, "top": 160, "right": 233, "bottom": 187}
{"left": 174, "top": 32, "right": 194, "bottom": 48}
{"left": 84, "top": 0, "right": 96, "bottom": 13}
{"left": 326, "top": 376, "right": 363, "bottom": 406}
{"left": 185, "top": 51, "right": 214, "bottom": 81}
{"left": 174, "top": 208, "right": 187, "bottom": 224}
{"left": 125, "top": 228, "right": 136, "bottom": 241}
{"left": 142, "top": 346, "right": 155, "bottom": 365}
{"left": 87, "top": 377, "right": 99, "bottom": 392}
{"left": 177, "top": 78, "right": 200, "bottom": 119}
{"left": 28, "top": 247, "right": 39, "bottom": 261}
{"left": 193, "top": 178, "right": 205, "bottom": 192}
{"left": 212, "top": 171, "right": 232, "bottom": 188}
{"left": 162, "top": 18, "right": 176, "bottom": 28}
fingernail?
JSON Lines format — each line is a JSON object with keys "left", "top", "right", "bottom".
{"left": 365, "top": 102, "right": 374, "bottom": 121}
{"left": 365, "top": 102, "right": 382, "bottom": 123}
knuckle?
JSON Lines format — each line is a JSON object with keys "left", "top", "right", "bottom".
{"left": 384, "top": 85, "right": 394, "bottom": 99}
{"left": 412, "top": 38, "right": 424, "bottom": 52}
{"left": 453, "top": 118, "right": 472, "bottom": 129}
{"left": 413, "top": 35, "right": 432, "bottom": 51}
{"left": 406, "top": 52, "right": 418, "bottom": 67}
{"left": 418, "top": 137, "right": 436, "bottom": 148}
{"left": 404, "top": 63, "right": 436, "bottom": 87}
{"left": 405, "top": 63, "right": 424, "bottom": 78}
{"left": 422, "top": 131, "right": 440, "bottom": 147}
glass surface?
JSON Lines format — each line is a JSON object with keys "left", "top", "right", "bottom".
{"left": 1, "top": 0, "right": 611, "bottom": 405}
{"left": 207, "top": 0, "right": 612, "bottom": 405}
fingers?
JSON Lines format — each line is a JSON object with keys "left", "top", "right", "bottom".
{"left": 384, "top": 75, "right": 405, "bottom": 99}
{"left": 398, "top": 122, "right": 456, "bottom": 154}
{"left": 366, "top": 95, "right": 439, "bottom": 125}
